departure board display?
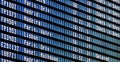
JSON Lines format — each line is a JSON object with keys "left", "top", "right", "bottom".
{"left": 0, "top": 0, "right": 120, "bottom": 62}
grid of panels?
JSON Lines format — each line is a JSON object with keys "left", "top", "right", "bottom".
{"left": 0, "top": 0, "right": 120, "bottom": 62}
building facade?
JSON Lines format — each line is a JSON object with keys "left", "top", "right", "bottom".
{"left": 0, "top": 0, "right": 120, "bottom": 62}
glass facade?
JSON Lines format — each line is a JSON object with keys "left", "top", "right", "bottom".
{"left": 0, "top": 0, "right": 120, "bottom": 62}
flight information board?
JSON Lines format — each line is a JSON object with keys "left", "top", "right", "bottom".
{"left": 0, "top": 0, "right": 120, "bottom": 62}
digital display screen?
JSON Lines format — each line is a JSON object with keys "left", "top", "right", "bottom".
{"left": 0, "top": 0, "right": 120, "bottom": 62}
